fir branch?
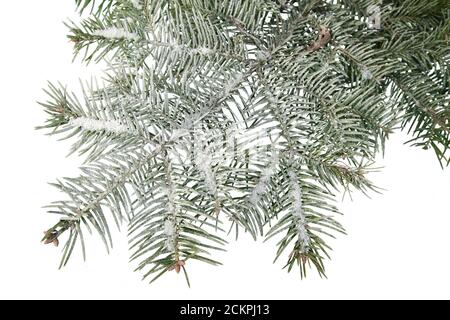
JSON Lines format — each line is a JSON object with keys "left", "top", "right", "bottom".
{"left": 43, "top": 145, "right": 162, "bottom": 265}
{"left": 39, "top": 0, "right": 450, "bottom": 283}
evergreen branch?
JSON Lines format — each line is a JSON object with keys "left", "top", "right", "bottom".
{"left": 129, "top": 148, "right": 227, "bottom": 284}
{"left": 38, "top": 81, "right": 153, "bottom": 162}
{"left": 42, "top": 145, "right": 162, "bottom": 265}
{"left": 39, "top": 0, "right": 450, "bottom": 284}
{"left": 75, "top": 0, "right": 117, "bottom": 15}
{"left": 265, "top": 164, "right": 345, "bottom": 278}
{"left": 392, "top": 76, "right": 450, "bottom": 166}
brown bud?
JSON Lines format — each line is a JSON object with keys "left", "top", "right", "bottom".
{"left": 300, "top": 254, "right": 308, "bottom": 264}
{"left": 168, "top": 265, "right": 176, "bottom": 272}
{"left": 214, "top": 200, "right": 221, "bottom": 216}
{"left": 55, "top": 106, "right": 65, "bottom": 114}
{"left": 43, "top": 230, "right": 58, "bottom": 246}
{"left": 43, "top": 238, "right": 54, "bottom": 245}
{"left": 169, "top": 260, "right": 186, "bottom": 273}
{"left": 308, "top": 25, "right": 331, "bottom": 52}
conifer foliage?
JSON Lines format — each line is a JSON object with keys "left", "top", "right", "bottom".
{"left": 39, "top": 0, "right": 450, "bottom": 284}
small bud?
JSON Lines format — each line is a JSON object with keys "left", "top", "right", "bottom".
{"left": 55, "top": 105, "right": 65, "bottom": 114}
{"left": 43, "top": 230, "right": 59, "bottom": 246}
{"left": 175, "top": 264, "right": 181, "bottom": 273}
{"left": 214, "top": 201, "right": 221, "bottom": 216}
{"left": 43, "top": 238, "right": 54, "bottom": 245}
{"left": 308, "top": 25, "right": 331, "bottom": 52}
{"left": 300, "top": 254, "right": 308, "bottom": 264}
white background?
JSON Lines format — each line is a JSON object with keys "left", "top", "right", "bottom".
{"left": 1, "top": 1, "right": 449, "bottom": 300}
